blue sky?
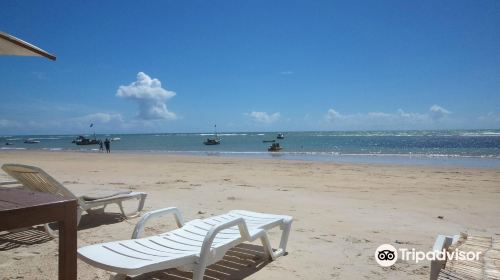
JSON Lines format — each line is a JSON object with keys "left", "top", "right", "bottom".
{"left": 1, "top": 0, "right": 499, "bottom": 134}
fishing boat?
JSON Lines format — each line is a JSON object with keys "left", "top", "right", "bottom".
{"left": 203, "top": 125, "right": 221, "bottom": 145}
{"left": 277, "top": 133, "right": 285, "bottom": 139}
{"left": 73, "top": 123, "right": 100, "bottom": 145}
{"left": 203, "top": 138, "right": 221, "bottom": 145}
{"left": 72, "top": 135, "right": 99, "bottom": 145}
{"left": 268, "top": 143, "right": 282, "bottom": 152}
{"left": 24, "top": 138, "right": 40, "bottom": 144}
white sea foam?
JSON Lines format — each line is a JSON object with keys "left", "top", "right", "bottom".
{"left": 199, "top": 133, "right": 247, "bottom": 136}
{"left": 42, "top": 148, "right": 63, "bottom": 151}
{"left": 31, "top": 137, "right": 60, "bottom": 140}
{"left": 460, "top": 131, "right": 500, "bottom": 137}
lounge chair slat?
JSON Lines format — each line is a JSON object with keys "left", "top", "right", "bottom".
{"left": 120, "top": 240, "right": 190, "bottom": 257}
{"left": 105, "top": 242, "right": 176, "bottom": 260}
{"left": 190, "top": 220, "right": 240, "bottom": 233}
{"left": 170, "top": 230, "right": 235, "bottom": 245}
{"left": 213, "top": 214, "right": 273, "bottom": 228}
{"left": 230, "top": 210, "right": 288, "bottom": 221}
{"left": 78, "top": 244, "right": 197, "bottom": 275}
{"left": 162, "top": 233, "right": 212, "bottom": 247}
{"left": 185, "top": 222, "right": 240, "bottom": 236}
{"left": 133, "top": 240, "right": 192, "bottom": 255}
{"left": 226, "top": 213, "right": 283, "bottom": 230}
{"left": 148, "top": 236, "right": 203, "bottom": 251}
{"left": 180, "top": 225, "right": 240, "bottom": 241}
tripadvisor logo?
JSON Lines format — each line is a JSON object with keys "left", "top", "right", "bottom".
{"left": 375, "top": 243, "right": 482, "bottom": 267}
{"left": 375, "top": 244, "right": 397, "bottom": 267}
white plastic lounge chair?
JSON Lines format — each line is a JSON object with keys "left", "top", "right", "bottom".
{"left": 78, "top": 207, "right": 293, "bottom": 280}
{"left": 1, "top": 164, "right": 147, "bottom": 237}
{"left": 430, "top": 234, "right": 460, "bottom": 280}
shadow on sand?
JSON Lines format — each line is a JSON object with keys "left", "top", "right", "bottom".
{"left": 77, "top": 212, "right": 125, "bottom": 230}
{"left": 0, "top": 212, "right": 125, "bottom": 251}
{"left": 135, "top": 243, "right": 273, "bottom": 280}
{"left": 0, "top": 228, "right": 52, "bottom": 251}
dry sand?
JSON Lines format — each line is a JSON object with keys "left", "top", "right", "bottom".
{"left": 0, "top": 150, "right": 499, "bottom": 280}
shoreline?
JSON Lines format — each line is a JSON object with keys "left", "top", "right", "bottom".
{"left": 2, "top": 148, "right": 500, "bottom": 169}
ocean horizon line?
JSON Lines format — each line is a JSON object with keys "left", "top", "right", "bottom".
{"left": 2, "top": 128, "right": 500, "bottom": 138}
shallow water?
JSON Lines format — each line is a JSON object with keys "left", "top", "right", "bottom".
{"left": 2, "top": 130, "right": 500, "bottom": 168}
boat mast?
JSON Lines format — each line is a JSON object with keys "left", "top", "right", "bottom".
{"left": 90, "top": 123, "right": 96, "bottom": 139}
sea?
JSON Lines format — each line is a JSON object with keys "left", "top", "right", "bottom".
{"left": 2, "top": 130, "right": 500, "bottom": 168}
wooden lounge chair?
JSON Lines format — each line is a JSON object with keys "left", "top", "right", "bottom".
{"left": 430, "top": 233, "right": 500, "bottom": 280}
{"left": 78, "top": 207, "right": 293, "bottom": 280}
{"left": 1, "top": 164, "right": 147, "bottom": 237}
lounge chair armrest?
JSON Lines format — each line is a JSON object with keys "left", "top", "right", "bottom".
{"left": 432, "top": 234, "right": 459, "bottom": 253}
{"left": 132, "top": 207, "right": 184, "bottom": 239}
{"left": 197, "top": 217, "right": 259, "bottom": 269}
{"left": 430, "top": 234, "right": 459, "bottom": 280}
{"left": 432, "top": 235, "right": 448, "bottom": 253}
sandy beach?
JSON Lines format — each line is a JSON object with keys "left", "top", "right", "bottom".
{"left": 0, "top": 150, "right": 499, "bottom": 280}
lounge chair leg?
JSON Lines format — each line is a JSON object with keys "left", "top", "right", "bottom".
{"left": 260, "top": 232, "right": 287, "bottom": 260}
{"left": 257, "top": 218, "right": 292, "bottom": 260}
{"left": 42, "top": 208, "right": 83, "bottom": 238}
{"left": 192, "top": 266, "right": 206, "bottom": 280}
{"left": 260, "top": 234, "right": 276, "bottom": 260}
{"left": 117, "top": 202, "right": 126, "bottom": 217}
{"left": 278, "top": 218, "right": 292, "bottom": 254}
{"left": 137, "top": 193, "right": 146, "bottom": 212}
{"left": 43, "top": 223, "right": 58, "bottom": 238}
{"left": 120, "top": 194, "right": 147, "bottom": 219}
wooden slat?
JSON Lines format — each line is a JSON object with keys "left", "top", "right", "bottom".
{"left": 438, "top": 234, "right": 500, "bottom": 280}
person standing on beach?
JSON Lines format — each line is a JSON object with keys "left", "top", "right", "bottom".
{"left": 99, "top": 140, "right": 104, "bottom": 152}
{"left": 104, "top": 138, "right": 111, "bottom": 153}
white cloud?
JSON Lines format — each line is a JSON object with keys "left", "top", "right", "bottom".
{"left": 478, "top": 112, "right": 498, "bottom": 121}
{"left": 324, "top": 105, "right": 452, "bottom": 129}
{"left": 477, "top": 112, "right": 500, "bottom": 126}
{"left": 397, "top": 109, "right": 428, "bottom": 122}
{"left": 325, "top": 109, "right": 343, "bottom": 122}
{"left": 246, "top": 111, "right": 281, "bottom": 123}
{"left": 72, "top": 113, "right": 123, "bottom": 124}
{"left": 0, "top": 113, "right": 126, "bottom": 134}
{"left": 280, "top": 70, "right": 294, "bottom": 75}
{"left": 429, "top": 105, "right": 451, "bottom": 120}
{"left": 0, "top": 119, "right": 20, "bottom": 128}
{"left": 117, "top": 72, "right": 177, "bottom": 120}
{"left": 367, "top": 112, "right": 393, "bottom": 118}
